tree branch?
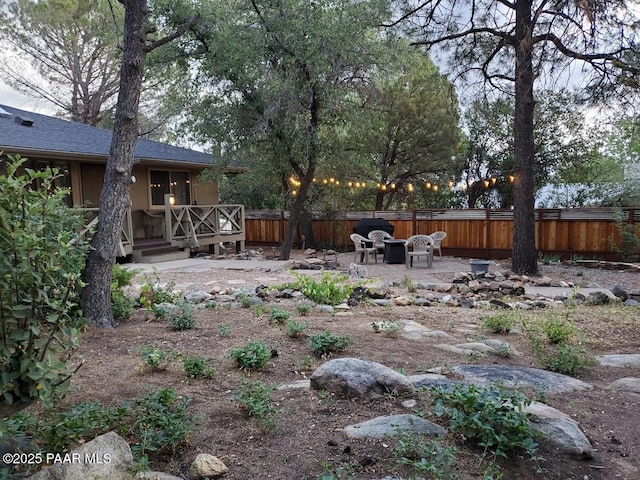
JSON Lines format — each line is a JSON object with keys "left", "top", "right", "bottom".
{"left": 146, "top": 14, "right": 199, "bottom": 52}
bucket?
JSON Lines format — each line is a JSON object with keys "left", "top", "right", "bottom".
{"left": 469, "top": 259, "right": 491, "bottom": 276}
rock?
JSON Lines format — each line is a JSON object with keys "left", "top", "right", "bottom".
{"left": 393, "top": 296, "right": 412, "bottom": 306}
{"left": 310, "top": 358, "right": 414, "bottom": 398}
{"left": 344, "top": 414, "right": 445, "bottom": 439}
{"left": 454, "top": 342, "right": 496, "bottom": 354}
{"left": 27, "top": 432, "right": 133, "bottom": 480}
{"left": 184, "top": 291, "right": 214, "bottom": 303}
{"left": 452, "top": 365, "right": 592, "bottom": 394}
{"left": 396, "top": 319, "right": 456, "bottom": 342}
{"left": 597, "top": 354, "right": 640, "bottom": 368}
{"left": 349, "top": 263, "right": 368, "bottom": 278}
{"left": 587, "top": 291, "right": 610, "bottom": 305}
{"left": 187, "top": 453, "right": 229, "bottom": 480}
{"left": 607, "top": 377, "right": 640, "bottom": 394}
{"left": 610, "top": 284, "right": 628, "bottom": 301}
{"left": 409, "top": 374, "right": 463, "bottom": 389}
{"left": 482, "top": 339, "right": 522, "bottom": 356}
{"left": 137, "top": 472, "right": 183, "bottom": 480}
{"left": 525, "top": 402, "right": 594, "bottom": 458}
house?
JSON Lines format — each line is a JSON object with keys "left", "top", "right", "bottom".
{"left": 0, "top": 104, "right": 246, "bottom": 261}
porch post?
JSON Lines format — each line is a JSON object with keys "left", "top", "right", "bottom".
{"left": 164, "top": 194, "right": 175, "bottom": 242}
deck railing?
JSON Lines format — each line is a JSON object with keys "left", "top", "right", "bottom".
{"left": 70, "top": 207, "right": 134, "bottom": 256}
{"left": 164, "top": 202, "right": 246, "bottom": 252}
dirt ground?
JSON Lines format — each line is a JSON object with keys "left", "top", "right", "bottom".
{"left": 50, "top": 258, "right": 640, "bottom": 479}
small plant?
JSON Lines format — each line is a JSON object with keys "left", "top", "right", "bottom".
{"left": 252, "top": 304, "right": 266, "bottom": 317}
{"left": 205, "top": 300, "right": 218, "bottom": 309}
{"left": 392, "top": 430, "right": 458, "bottom": 480}
{"left": 482, "top": 311, "right": 516, "bottom": 333}
{"left": 285, "top": 320, "right": 309, "bottom": 338}
{"left": 403, "top": 274, "right": 417, "bottom": 293}
{"left": 494, "top": 343, "right": 513, "bottom": 358}
{"left": 166, "top": 301, "right": 197, "bottom": 331}
{"left": 371, "top": 321, "right": 399, "bottom": 337}
{"left": 543, "top": 313, "right": 576, "bottom": 344}
{"left": 139, "top": 269, "right": 179, "bottom": 308}
{"left": 237, "top": 292, "right": 253, "bottom": 308}
{"left": 269, "top": 306, "right": 292, "bottom": 324}
{"left": 316, "top": 462, "right": 355, "bottom": 480}
{"left": 233, "top": 379, "right": 282, "bottom": 432}
{"left": 296, "top": 301, "right": 313, "bottom": 316}
{"left": 285, "top": 271, "right": 354, "bottom": 306}
{"left": 300, "top": 355, "right": 316, "bottom": 371}
{"left": 139, "top": 345, "right": 176, "bottom": 372}
{"left": 535, "top": 341, "right": 594, "bottom": 375}
{"left": 309, "top": 331, "right": 353, "bottom": 358}
{"left": 228, "top": 341, "right": 273, "bottom": 371}
{"left": 111, "top": 264, "right": 138, "bottom": 321}
{"left": 430, "top": 383, "right": 540, "bottom": 477}
{"left": 218, "top": 323, "right": 232, "bottom": 338}
{"left": 182, "top": 355, "right": 216, "bottom": 379}
{"left": 129, "top": 388, "right": 198, "bottom": 466}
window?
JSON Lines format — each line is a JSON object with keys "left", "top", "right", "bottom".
{"left": 1, "top": 158, "right": 72, "bottom": 206}
{"left": 150, "top": 170, "right": 191, "bottom": 205}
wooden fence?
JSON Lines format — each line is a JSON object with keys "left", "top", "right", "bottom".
{"left": 245, "top": 207, "right": 640, "bottom": 261}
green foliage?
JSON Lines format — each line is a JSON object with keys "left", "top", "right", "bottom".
{"left": 128, "top": 388, "right": 198, "bottom": 465}
{"left": 288, "top": 272, "right": 353, "bottom": 306}
{"left": 613, "top": 209, "right": 640, "bottom": 262}
{"left": 218, "top": 323, "right": 232, "bottom": 337}
{"left": 315, "top": 462, "right": 355, "bottom": 480}
{"left": 228, "top": 341, "right": 272, "bottom": 371}
{"left": 403, "top": 274, "right": 417, "bottom": 293}
{"left": 525, "top": 312, "right": 593, "bottom": 375}
{"left": 300, "top": 355, "right": 315, "bottom": 371}
{"left": 392, "top": 431, "right": 459, "bottom": 480}
{"left": 233, "top": 379, "right": 282, "bottom": 432}
{"left": 269, "top": 305, "right": 292, "bottom": 324}
{"left": 182, "top": 355, "right": 216, "bottom": 379}
{"left": 0, "top": 155, "right": 89, "bottom": 407}
{"left": 284, "top": 320, "right": 309, "bottom": 338}
{"left": 138, "top": 345, "right": 176, "bottom": 372}
{"left": 6, "top": 388, "right": 198, "bottom": 470}
{"left": 111, "top": 264, "right": 138, "bottom": 321}
{"left": 309, "top": 331, "right": 353, "bottom": 358}
{"left": 237, "top": 292, "right": 252, "bottom": 308}
{"left": 296, "top": 301, "right": 313, "bottom": 316}
{"left": 139, "top": 270, "right": 179, "bottom": 308}
{"left": 371, "top": 321, "right": 399, "bottom": 337}
{"left": 542, "top": 313, "right": 576, "bottom": 344}
{"left": 431, "top": 383, "right": 539, "bottom": 475}
{"left": 166, "top": 301, "right": 196, "bottom": 331}
{"left": 482, "top": 312, "right": 516, "bottom": 333}
{"left": 6, "top": 401, "right": 127, "bottom": 454}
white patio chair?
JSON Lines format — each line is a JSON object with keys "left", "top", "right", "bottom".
{"left": 367, "top": 229, "right": 394, "bottom": 250}
{"left": 429, "top": 231, "right": 447, "bottom": 258}
{"left": 350, "top": 233, "right": 378, "bottom": 264}
{"left": 404, "top": 234, "right": 434, "bottom": 268}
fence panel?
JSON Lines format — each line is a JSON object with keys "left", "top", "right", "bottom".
{"left": 244, "top": 207, "right": 637, "bottom": 260}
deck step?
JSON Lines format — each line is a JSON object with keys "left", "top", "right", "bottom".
{"left": 132, "top": 249, "right": 190, "bottom": 263}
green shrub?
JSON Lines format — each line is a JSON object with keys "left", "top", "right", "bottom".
{"left": 371, "top": 321, "right": 399, "bottom": 337}
{"left": 6, "top": 387, "right": 198, "bottom": 471}
{"left": 233, "top": 379, "right": 282, "bottom": 432}
{"left": 139, "top": 345, "right": 176, "bottom": 372}
{"left": 296, "top": 302, "right": 313, "bottom": 316}
{"left": 309, "top": 331, "right": 353, "bottom": 358}
{"left": 286, "top": 272, "right": 353, "bottom": 306}
{"left": 543, "top": 313, "right": 576, "bottom": 344}
{"left": 237, "top": 293, "right": 252, "bottom": 308}
{"left": 284, "top": 320, "right": 309, "bottom": 338}
{"left": 111, "top": 264, "right": 138, "bottom": 321}
{"left": 182, "top": 355, "right": 216, "bottom": 379}
{"left": 532, "top": 340, "right": 593, "bottom": 375}
{"left": 139, "top": 270, "right": 178, "bottom": 308}
{"left": 612, "top": 210, "right": 640, "bottom": 262}
{"left": 228, "top": 341, "right": 273, "bottom": 371}
{"left": 153, "top": 301, "right": 196, "bottom": 330}
{"left": 482, "top": 312, "right": 516, "bottom": 333}
{"left": 128, "top": 388, "right": 198, "bottom": 468}
{"left": 392, "top": 430, "right": 458, "bottom": 480}
{"left": 431, "top": 383, "right": 540, "bottom": 476}
{"left": 218, "top": 323, "right": 232, "bottom": 337}
{"left": 0, "top": 155, "right": 89, "bottom": 407}
{"left": 269, "top": 306, "right": 292, "bottom": 324}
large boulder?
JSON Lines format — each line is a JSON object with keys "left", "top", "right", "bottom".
{"left": 310, "top": 358, "right": 414, "bottom": 398}
{"left": 344, "top": 414, "right": 445, "bottom": 439}
{"left": 27, "top": 432, "right": 134, "bottom": 480}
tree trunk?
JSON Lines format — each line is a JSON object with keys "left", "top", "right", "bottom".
{"left": 81, "top": 0, "right": 148, "bottom": 327}
{"left": 511, "top": 0, "right": 539, "bottom": 275}
{"left": 299, "top": 208, "right": 316, "bottom": 249}
{"left": 280, "top": 174, "right": 314, "bottom": 259}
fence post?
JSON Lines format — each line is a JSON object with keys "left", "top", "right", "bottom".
{"left": 485, "top": 208, "right": 490, "bottom": 259}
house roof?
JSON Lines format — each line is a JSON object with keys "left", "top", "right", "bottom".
{"left": 0, "top": 104, "right": 218, "bottom": 168}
